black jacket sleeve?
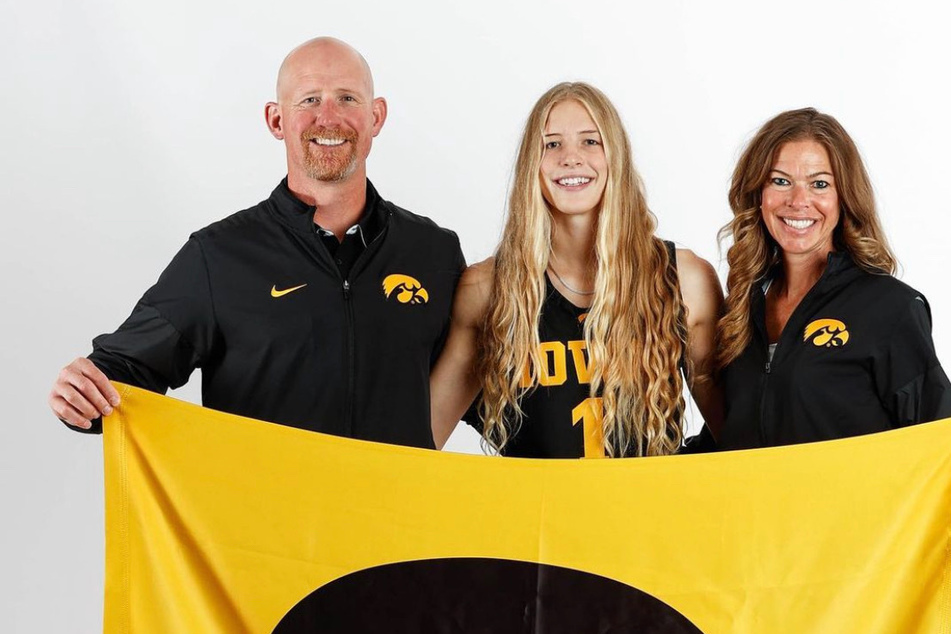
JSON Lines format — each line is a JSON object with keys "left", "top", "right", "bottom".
{"left": 872, "top": 295, "right": 951, "bottom": 427}
{"left": 78, "top": 237, "right": 219, "bottom": 433}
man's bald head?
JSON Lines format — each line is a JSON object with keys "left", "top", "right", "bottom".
{"left": 276, "top": 37, "right": 374, "bottom": 103}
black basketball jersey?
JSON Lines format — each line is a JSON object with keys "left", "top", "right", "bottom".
{"left": 466, "top": 242, "right": 683, "bottom": 459}
{"left": 504, "top": 272, "right": 600, "bottom": 457}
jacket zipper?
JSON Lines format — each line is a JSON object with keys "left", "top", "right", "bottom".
{"left": 756, "top": 254, "right": 839, "bottom": 446}
{"left": 304, "top": 209, "right": 390, "bottom": 438}
{"left": 342, "top": 279, "right": 355, "bottom": 435}
{"left": 338, "top": 219, "right": 388, "bottom": 437}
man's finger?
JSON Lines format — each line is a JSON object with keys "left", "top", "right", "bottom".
{"left": 75, "top": 358, "right": 120, "bottom": 407}
{"left": 50, "top": 396, "right": 92, "bottom": 430}
{"left": 60, "top": 385, "right": 105, "bottom": 421}
{"left": 62, "top": 364, "right": 114, "bottom": 417}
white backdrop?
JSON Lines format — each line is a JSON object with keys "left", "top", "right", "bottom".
{"left": 2, "top": 1, "right": 949, "bottom": 631}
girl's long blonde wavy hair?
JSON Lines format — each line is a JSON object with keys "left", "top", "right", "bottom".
{"left": 479, "top": 82, "right": 687, "bottom": 457}
{"left": 717, "top": 107, "right": 897, "bottom": 369}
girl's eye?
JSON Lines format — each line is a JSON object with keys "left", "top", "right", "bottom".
{"left": 544, "top": 141, "right": 560, "bottom": 150}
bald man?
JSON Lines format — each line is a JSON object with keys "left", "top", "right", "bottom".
{"left": 49, "top": 38, "right": 466, "bottom": 448}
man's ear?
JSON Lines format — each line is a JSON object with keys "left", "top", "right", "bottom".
{"left": 371, "top": 97, "right": 387, "bottom": 138}
{"left": 265, "top": 102, "right": 285, "bottom": 140}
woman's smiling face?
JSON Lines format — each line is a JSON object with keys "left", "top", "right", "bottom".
{"left": 761, "top": 139, "right": 840, "bottom": 259}
{"left": 539, "top": 99, "right": 608, "bottom": 218}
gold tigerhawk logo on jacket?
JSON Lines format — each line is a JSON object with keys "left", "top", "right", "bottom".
{"left": 382, "top": 274, "right": 429, "bottom": 305}
{"left": 803, "top": 318, "right": 850, "bottom": 348}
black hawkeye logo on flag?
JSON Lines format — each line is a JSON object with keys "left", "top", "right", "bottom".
{"left": 272, "top": 558, "right": 705, "bottom": 633}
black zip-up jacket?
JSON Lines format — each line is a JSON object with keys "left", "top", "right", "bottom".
{"left": 720, "top": 253, "right": 951, "bottom": 450}
{"left": 83, "top": 179, "right": 466, "bottom": 448}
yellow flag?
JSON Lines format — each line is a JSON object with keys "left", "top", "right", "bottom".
{"left": 104, "top": 383, "right": 951, "bottom": 632}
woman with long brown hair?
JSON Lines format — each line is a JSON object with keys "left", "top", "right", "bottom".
{"left": 430, "top": 82, "right": 723, "bottom": 458}
{"left": 717, "top": 107, "right": 951, "bottom": 449}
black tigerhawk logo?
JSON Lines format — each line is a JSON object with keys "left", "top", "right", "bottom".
{"left": 803, "top": 318, "right": 850, "bottom": 348}
{"left": 382, "top": 274, "right": 429, "bottom": 305}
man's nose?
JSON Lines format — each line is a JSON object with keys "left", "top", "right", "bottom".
{"left": 315, "top": 100, "right": 342, "bottom": 125}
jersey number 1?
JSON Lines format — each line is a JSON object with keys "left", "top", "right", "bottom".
{"left": 572, "top": 397, "right": 605, "bottom": 458}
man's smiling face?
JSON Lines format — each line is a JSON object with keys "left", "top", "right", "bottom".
{"left": 268, "top": 39, "right": 386, "bottom": 184}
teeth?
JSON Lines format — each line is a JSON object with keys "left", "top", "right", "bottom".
{"left": 783, "top": 218, "right": 815, "bottom": 230}
{"left": 558, "top": 177, "right": 591, "bottom": 186}
{"left": 313, "top": 138, "right": 345, "bottom": 146}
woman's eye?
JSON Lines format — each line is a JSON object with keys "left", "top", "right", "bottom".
{"left": 544, "top": 141, "right": 560, "bottom": 150}
{"left": 583, "top": 138, "right": 601, "bottom": 146}
{"left": 771, "top": 177, "right": 790, "bottom": 186}
{"left": 813, "top": 180, "right": 830, "bottom": 189}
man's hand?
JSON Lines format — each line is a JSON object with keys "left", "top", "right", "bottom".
{"left": 49, "top": 358, "right": 120, "bottom": 430}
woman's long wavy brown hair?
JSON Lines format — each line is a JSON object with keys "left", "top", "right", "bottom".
{"left": 479, "top": 82, "right": 687, "bottom": 457}
{"left": 717, "top": 107, "right": 897, "bottom": 369}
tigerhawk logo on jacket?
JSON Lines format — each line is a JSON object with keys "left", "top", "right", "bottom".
{"left": 382, "top": 274, "right": 429, "bottom": 305}
{"left": 803, "top": 318, "right": 850, "bottom": 348}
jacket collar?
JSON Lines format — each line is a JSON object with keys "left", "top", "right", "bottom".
{"left": 751, "top": 251, "right": 864, "bottom": 344}
{"left": 758, "top": 250, "right": 858, "bottom": 295}
{"left": 267, "top": 178, "right": 388, "bottom": 240}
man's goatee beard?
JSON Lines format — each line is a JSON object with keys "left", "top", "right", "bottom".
{"left": 301, "top": 125, "right": 359, "bottom": 182}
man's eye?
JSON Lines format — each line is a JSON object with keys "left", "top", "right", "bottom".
{"left": 302, "top": 97, "right": 318, "bottom": 105}
{"left": 341, "top": 95, "right": 356, "bottom": 102}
